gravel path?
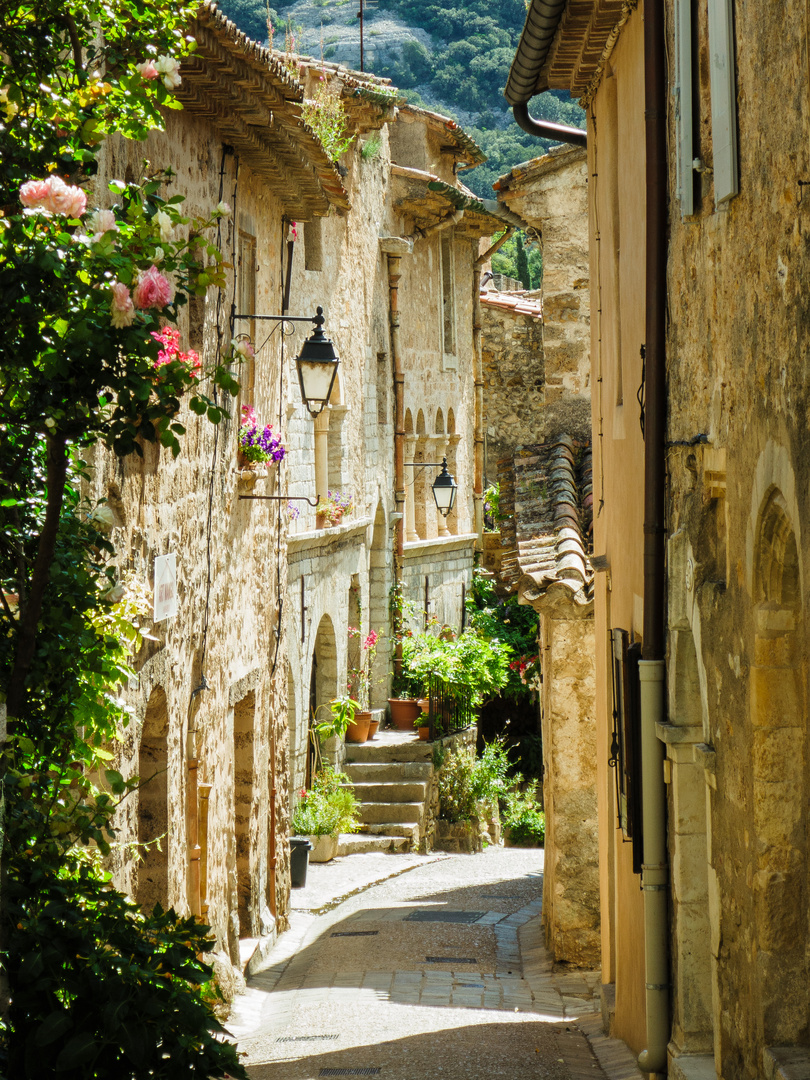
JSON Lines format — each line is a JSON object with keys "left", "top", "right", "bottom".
{"left": 227, "top": 848, "right": 642, "bottom": 1080}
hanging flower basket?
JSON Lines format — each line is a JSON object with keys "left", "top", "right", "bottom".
{"left": 237, "top": 405, "right": 286, "bottom": 467}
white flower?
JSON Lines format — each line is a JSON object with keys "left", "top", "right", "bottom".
{"left": 153, "top": 246, "right": 165, "bottom": 265}
{"left": 87, "top": 208, "right": 118, "bottom": 242}
{"left": 44, "top": 417, "right": 56, "bottom": 428}
{"left": 215, "top": 201, "right": 231, "bottom": 218}
{"left": 155, "top": 210, "right": 174, "bottom": 242}
{"left": 155, "top": 54, "right": 182, "bottom": 91}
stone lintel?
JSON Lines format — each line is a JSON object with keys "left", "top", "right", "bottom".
{"left": 287, "top": 516, "right": 373, "bottom": 556}
{"left": 656, "top": 722, "right": 704, "bottom": 745}
{"left": 228, "top": 666, "right": 262, "bottom": 707}
{"left": 401, "top": 533, "right": 478, "bottom": 558}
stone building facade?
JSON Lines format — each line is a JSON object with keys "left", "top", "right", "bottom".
{"left": 85, "top": 5, "right": 355, "bottom": 991}
{"left": 508, "top": 1, "right": 810, "bottom": 1078}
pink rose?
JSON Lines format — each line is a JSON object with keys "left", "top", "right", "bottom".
{"left": 20, "top": 175, "right": 86, "bottom": 217}
{"left": 135, "top": 60, "right": 159, "bottom": 80}
{"left": 132, "top": 265, "right": 174, "bottom": 310}
{"left": 110, "top": 282, "right": 135, "bottom": 328}
{"left": 19, "top": 180, "right": 51, "bottom": 208}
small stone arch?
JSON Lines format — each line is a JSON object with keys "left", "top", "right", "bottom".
{"left": 435, "top": 408, "right": 445, "bottom": 435}
{"left": 749, "top": 484, "right": 806, "bottom": 1044}
{"left": 404, "top": 408, "right": 414, "bottom": 434}
{"left": 136, "top": 686, "right": 169, "bottom": 913}
{"left": 233, "top": 690, "right": 257, "bottom": 937}
{"left": 447, "top": 408, "right": 456, "bottom": 435}
{"left": 416, "top": 409, "right": 426, "bottom": 435}
{"left": 368, "top": 502, "right": 390, "bottom": 704}
{"left": 329, "top": 367, "right": 344, "bottom": 406}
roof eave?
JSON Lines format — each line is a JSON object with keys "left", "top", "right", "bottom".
{"left": 504, "top": 0, "right": 567, "bottom": 106}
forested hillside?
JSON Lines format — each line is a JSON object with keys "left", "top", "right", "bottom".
{"left": 218, "top": 0, "right": 586, "bottom": 199}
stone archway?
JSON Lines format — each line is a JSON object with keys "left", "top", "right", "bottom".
{"left": 750, "top": 486, "right": 806, "bottom": 1045}
{"left": 368, "top": 501, "right": 390, "bottom": 705}
{"left": 136, "top": 686, "right": 169, "bottom": 913}
{"left": 311, "top": 614, "right": 338, "bottom": 766}
{"left": 233, "top": 689, "right": 257, "bottom": 937}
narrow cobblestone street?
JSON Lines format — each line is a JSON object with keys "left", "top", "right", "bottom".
{"left": 227, "top": 850, "right": 642, "bottom": 1080}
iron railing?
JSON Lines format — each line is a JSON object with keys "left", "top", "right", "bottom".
{"left": 425, "top": 674, "right": 473, "bottom": 740}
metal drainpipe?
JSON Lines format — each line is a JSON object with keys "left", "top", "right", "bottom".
{"left": 473, "top": 228, "right": 516, "bottom": 540}
{"left": 638, "top": 0, "right": 669, "bottom": 1073}
{"left": 512, "top": 101, "right": 587, "bottom": 147}
{"left": 381, "top": 240, "right": 410, "bottom": 680}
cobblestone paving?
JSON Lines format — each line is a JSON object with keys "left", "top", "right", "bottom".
{"left": 228, "top": 849, "right": 642, "bottom": 1080}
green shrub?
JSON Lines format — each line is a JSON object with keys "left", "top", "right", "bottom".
{"left": 291, "top": 767, "right": 359, "bottom": 837}
{"left": 437, "top": 747, "right": 478, "bottom": 823}
{"left": 502, "top": 783, "right": 545, "bottom": 846}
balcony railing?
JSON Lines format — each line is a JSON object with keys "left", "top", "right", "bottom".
{"left": 425, "top": 673, "right": 473, "bottom": 741}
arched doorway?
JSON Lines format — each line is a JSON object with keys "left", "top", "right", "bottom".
{"left": 750, "top": 486, "right": 805, "bottom": 1044}
{"left": 233, "top": 690, "right": 256, "bottom": 937}
{"left": 310, "top": 614, "right": 338, "bottom": 769}
{"left": 136, "top": 686, "right": 169, "bottom": 913}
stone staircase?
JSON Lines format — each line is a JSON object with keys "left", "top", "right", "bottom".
{"left": 338, "top": 731, "right": 435, "bottom": 855}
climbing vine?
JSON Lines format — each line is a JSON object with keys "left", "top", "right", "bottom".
{"left": 0, "top": 0, "right": 246, "bottom": 1074}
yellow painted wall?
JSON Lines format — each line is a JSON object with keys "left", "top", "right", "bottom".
{"left": 588, "top": 4, "right": 648, "bottom": 1058}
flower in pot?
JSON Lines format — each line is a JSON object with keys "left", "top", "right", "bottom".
{"left": 344, "top": 627, "right": 380, "bottom": 740}
{"left": 414, "top": 712, "right": 430, "bottom": 741}
{"left": 237, "top": 404, "right": 286, "bottom": 467}
{"left": 315, "top": 490, "right": 354, "bottom": 528}
{"left": 291, "top": 767, "right": 360, "bottom": 861}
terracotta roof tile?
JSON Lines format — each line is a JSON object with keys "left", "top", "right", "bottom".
{"left": 497, "top": 435, "right": 593, "bottom": 613}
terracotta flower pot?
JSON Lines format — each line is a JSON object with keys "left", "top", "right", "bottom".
{"left": 345, "top": 710, "right": 372, "bottom": 743}
{"left": 388, "top": 698, "right": 421, "bottom": 730}
{"left": 367, "top": 717, "right": 380, "bottom": 740}
{"left": 417, "top": 725, "right": 430, "bottom": 741}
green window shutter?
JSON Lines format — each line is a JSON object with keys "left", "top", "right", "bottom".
{"left": 707, "top": 0, "right": 739, "bottom": 206}
{"left": 675, "top": 0, "right": 694, "bottom": 217}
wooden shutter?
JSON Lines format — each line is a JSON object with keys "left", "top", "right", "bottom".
{"left": 611, "top": 628, "right": 644, "bottom": 874}
{"left": 707, "top": 0, "right": 739, "bottom": 205}
{"left": 674, "top": 0, "right": 694, "bottom": 217}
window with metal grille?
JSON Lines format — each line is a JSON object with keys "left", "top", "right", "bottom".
{"left": 610, "top": 627, "right": 643, "bottom": 874}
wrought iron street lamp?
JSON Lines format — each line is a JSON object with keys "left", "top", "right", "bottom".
{"left": 404, "top": 457, "right": 458, "bottom": 518}
{"left": 230, "top": 304, "right": 339, "bottom": 417}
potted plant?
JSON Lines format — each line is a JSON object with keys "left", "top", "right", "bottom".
{"left": 291, "top": 767, "right": 360, "bottom": 862}
{"left": 315, "top": 490, "right": 354, "bottom": 528}
{"left": 237, "top": 404, "right": 286, "bottom": 469}
{"left": 344, "top": 627, "right": 379, "bottom": 741}
{"left": 387, "top": 581, "right": 424, "bottom": 728}
{"left": 414, "top": 712, "right": 430, "bottom": 741}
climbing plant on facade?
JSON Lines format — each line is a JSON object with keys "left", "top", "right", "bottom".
{"left": 0, "top": 0, "right": 246, "bottom": 1074}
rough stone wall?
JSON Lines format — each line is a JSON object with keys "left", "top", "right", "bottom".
{"left": 494, "top": 145, "right": 591, "bottom": 444}
{"left": 89, "top": 107, "right": 291, "bottom": 989}
{"left": 481, "top": 305, "right": 545, "bottom": 486}
{"left": 663, "top": 1, "right": 810, "bottom": 1074}
{"left": 283, "top": 111, "right": 480, "bottom": 804}
{"left": 539, "top": 615, "right": 600, "bottom": 967}
{"left": 401, "top": 536, "right": 476, "bottom": 633}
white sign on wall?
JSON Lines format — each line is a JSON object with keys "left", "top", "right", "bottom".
{"left": 153, "top": 553, "right": 178, "bottom": 622}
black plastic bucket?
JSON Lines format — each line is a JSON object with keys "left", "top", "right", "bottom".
{"left": 290, "top": 836, "right": 312, "bottom": 888}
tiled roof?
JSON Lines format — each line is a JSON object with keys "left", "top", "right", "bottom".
{"left": 397, "top": 104, "right": 487, "bottom": 166}
{"left": 493, "top": 144, "right": 588, "bottom": 193}
{"left": 497, "top": 435, "right": 593, "bottom": 613}
{"left": 480, "top": 292, "right": 543, "bottom": 320}
{"left": 179, "top": 4, "right": 349, "bottom": 217}
{"left": 390, "top": 166, "right": 529, "bottom": 238}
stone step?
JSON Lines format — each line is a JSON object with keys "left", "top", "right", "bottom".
{"left": 361, "top": 821, "right": 420, "bottom": 840}
{"left": 345, "top": 740, "right": 434, "bottom": 764}
{"left": 358, "top": 800, "right": 425, "bottom": 825}
{"left": 343, "top": 761, "right": 433, "bottom": 783}
{"left": 349, "top": 780, "right": 428, "bottom": 802}
{"left": 337, "top": 833, "right": 412, "bottom": 855}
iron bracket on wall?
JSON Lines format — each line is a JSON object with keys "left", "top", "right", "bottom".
{"left": 238, "top": 494, "right": 320, "bottom": 506}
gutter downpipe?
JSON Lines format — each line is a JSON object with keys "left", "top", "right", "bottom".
{"left": 380, "top": 236, "right": 413, "bottom": 682}
{"left": 473, "top": 228, "right": 516, "bottom": 541}
{"left": 512, "top": 101, "right": 587, "bottom": 147}
{"left": 637, "top": 0, "right": 669, "bottom": 1075}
